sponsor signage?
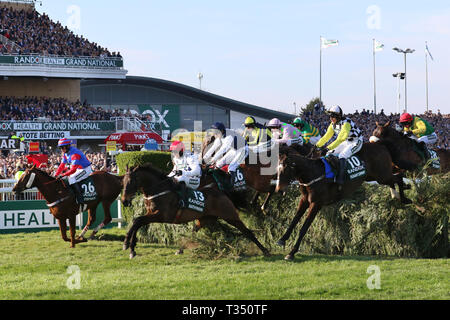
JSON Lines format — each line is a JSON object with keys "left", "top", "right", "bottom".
{"left": 16, "top": 131, "right": 70, "bottom": 140}
{"left": 0, "top": 209, "right": 61, "bottom": 230}
{"left": 2, "top": 121, "right": 114, "bottom": 132}
{"left": 0, "top": 139, "right": 19, "bottom": 150}
{"left": 0, "top": 55, "right": 123, "bottom": 69}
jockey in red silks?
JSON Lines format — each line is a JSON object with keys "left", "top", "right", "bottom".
{"left": 54, "top": 138, "right": 93, "bottom": 203}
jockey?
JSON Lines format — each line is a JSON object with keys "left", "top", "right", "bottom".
{"left": 292, "top": 117, "right": 322, "bottom": 145}
{"left": 399, "top": 112, "right": 437, "bottom": 146}
{"left": 267, "top": 118, "right": 302, "bottom": 146}
{"left": 316, "top": 105, "right": 363, "bottom": 187}
{"left": 54, "top": 138, "right": 92, "bottom": 204}
{"left": 203, "top": 122, "right": 248, "bottom": 188}
{"left": 168, "top": 140, "right": 201, "bottom": 190}
{"left": 242, "top": 116, "right": 272, "bottom": 147}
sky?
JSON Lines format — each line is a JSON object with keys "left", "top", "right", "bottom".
{"left": 34, "top": 0, "right": 450, "bottom": 116}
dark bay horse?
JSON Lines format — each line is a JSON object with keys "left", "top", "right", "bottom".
{"left": 121, "top": 164, "right": 270, "bottom": 258}
{"left": 12, "top": 165, "right": 123, "bottom": 247}
{"left": 371, "top": 121, "right": 449, "bottom": 174}
{"left": 201, "top": 135, "right": 281, "bottom": 212}
{"left": 275, "top": 143, "right": 411, "bottom": 261}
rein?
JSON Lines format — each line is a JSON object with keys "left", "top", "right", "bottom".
{"left": 143, "top": 190, "right": 171, "bottom": 201}
{"left": 298, "top": 175, "right": 325, "bottom": 187}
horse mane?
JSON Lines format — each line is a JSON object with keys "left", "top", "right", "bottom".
{"left": 31, "top": 166, "right": 56, "bottom": 181}
{"left": 135, "top": 163, "right": 169, "bottom": 181}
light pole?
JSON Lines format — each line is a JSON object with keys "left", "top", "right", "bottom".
{"left": 293, "top": 102, "right": 297, "bottom": 115}
{"left": 392, "top": 47, "right": 415, "bottom": 112}
{"left": 197, "top": 72, "right": 203, "bottom": 90}
{"left": 392, "top": 72, "right": 405, "bottom": 114}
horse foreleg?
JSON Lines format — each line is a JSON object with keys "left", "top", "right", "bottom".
{"left": 128, "top": 212, "right": 164, "bottom": 259}
{"left": 394, "top": 174, "right": 412, "bottom": 204}
{"left": 224, "top": 218, "right": 270, "bottom": 257}
{"left": 78, "top": 208, "right": 96, "bottom": 240}
{"left": 260, "top": 192, "right": 273, "bottom": 213}
{"left": 250, "top": 191, "right": 259, "bottom": 206}
{"left": 89, "top": 201, "right": 113, "bottom": 240}
{"left": 69, "top": 215, "right": 87, "bottom": 248}
{"left": 58, "top": 218, "right": 70, "bottom": 243}
{"left": 277, "top": 195, "right": 309, "bottom": 247}
{"left": 285, "top": 202, "right": 321, "bottom": 261}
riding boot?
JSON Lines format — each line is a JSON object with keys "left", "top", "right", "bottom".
{"left": 177, "top": 181, "right": 187, "bottom": 208}
{"left": 336, "top": 158, "right": 346, "bottom": 189}
{"left": 229, "top": 170, "right": 237, "bottom": 190}
{"left": 71, "top": 182, "right": 84, "bottom": 204}
{"left": 419, "top": 142, "right": 430, "bottom": 160}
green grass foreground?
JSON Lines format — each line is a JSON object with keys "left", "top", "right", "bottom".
{"left": 0, "top": 228, "right": 448, "bottom": 300}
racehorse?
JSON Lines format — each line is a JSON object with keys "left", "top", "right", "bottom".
{"left": 121, "top": 164, "right": 270, "bottom": 258}
{"left": 371, "top": 121, "right": 449, "bottom": 174}
{"left": 12, "top": 165, "right": 123, "bottom": 248}
{"left": 201, "top": 134, "right": 280, "bottom": 212}
{"left": 275, "top": 142, "right": 411, "bottom": 261}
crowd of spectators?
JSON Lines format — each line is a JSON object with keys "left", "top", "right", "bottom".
{"left": 301, "top": 107, "right": 449, "bottom": 149}
{"left": 0, "top": 96, "right": 154, "bottom": 121}
{"left": 0, "top": 149, "right": 117, "bottom": 179}
{"left": 0, "top": 6, "right": 121, "bottom": 57}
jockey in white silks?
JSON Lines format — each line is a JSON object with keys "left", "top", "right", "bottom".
{"left": 168, "top": 140, "right": 201, "bottom": 190}
{"left": 266, "top": 118, "right": 303, "bottom": 146}
{"left": 203, "top": 122, "right": 248, "bottom": 187}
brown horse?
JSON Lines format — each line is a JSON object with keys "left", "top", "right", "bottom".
{"left": 371, "top": 121, "right": 450, "bottom": 174}
{"left": 275, "top": 142, "right": 411, "bottom": 261}
{"left": 12, "top": 165, "right": 123, "bottom": 247}
{"left": 201, "top": 134, "right": 280, "bottom": 212}
{"left": 121, "top": 164, "right": 270, "bottom": 259}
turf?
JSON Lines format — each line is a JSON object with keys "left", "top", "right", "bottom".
{"left": 0, "top": 228, "right": 448, "bottom": 300}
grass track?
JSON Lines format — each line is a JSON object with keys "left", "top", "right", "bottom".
{"left": 0, "top": 228, "right": 448, "bottom": 300}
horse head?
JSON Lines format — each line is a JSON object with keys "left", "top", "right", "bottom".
{"left": 371, "top": 121, "right": 399, "bottom": 143}
{"left": 201, "top": 134, "right": 216, "bottom": 163}
{"left": 12, "top": 164, "right": 38, "bottom": 193}
{"left": 275, "top": 147, "right": 299, "bottom": 193}
{"left": 122, "top": 166, "right": 139, "bottom": 207}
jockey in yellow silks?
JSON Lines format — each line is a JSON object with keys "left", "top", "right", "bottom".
{"left": 316, "top": 105, "right": 363, "bottom": 186}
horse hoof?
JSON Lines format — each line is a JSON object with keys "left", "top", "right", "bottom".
{"left": 284, "top": 254, "right": 294, "bottom": 261}
{"left": 277, "top": 240, "right": 285, "bottom": 247}
{"left": 129, "top": 251, "right": 136, "bottom": 259}
{"left": 123, "top": 243, "right": 129, "bottom": 251}
{"left": 175, "top": 249, "right": 184, "bottom": 255}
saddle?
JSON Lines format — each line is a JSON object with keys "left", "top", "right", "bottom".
{"left": 61, "top": 176, "right": 97, "bottom": 204}
{"left": 321, "top": 155, "right": 366, "bottom": 182}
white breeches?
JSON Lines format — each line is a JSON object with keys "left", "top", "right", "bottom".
{"left": 309, "top": 135, "right": 322, "bottom": 145}
{"left": 327, "top": 137, "right": 363, "bottom": 159}
{"left": 216, "top": 147, "right": 248, "bottom": 172}
{"left": 417, "top": 132, "right": 437, "bottom": 145}
{"left": 174, "top": 174, "right": 200, "bottom": 189}
{"left": 68, "top": 166, "right": 93, "bottom": 185}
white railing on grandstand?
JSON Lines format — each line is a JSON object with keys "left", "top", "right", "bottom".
{"left": 0, "top": 34, "right": 20, "bottom": 53}
{"left": 0, "top": 178, "right": 124, "bottom": 228}
{"left": 0, "top": 179, "right": 41, "bottom": 201}
{"left": 111, "top": 117, "right": 160, "bottom": 134}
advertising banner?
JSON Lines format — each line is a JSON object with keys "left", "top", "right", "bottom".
{"left": 0, "top": 55, "right": 123, "bottom": 69}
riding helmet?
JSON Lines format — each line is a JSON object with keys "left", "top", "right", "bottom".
{"left": 399, "top": 113, "right": 413, "bottom": 124}
{"left": 267, "top": 118, "right": 281, "bottom": 128}
{"left": 57, "top": 138, "right": 72, "bottom": 147}
{"left": 169, "top": 140, "right": 185, "bottom": 153}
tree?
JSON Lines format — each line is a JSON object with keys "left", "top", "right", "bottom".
{"left": 300, "top": 97, "right": 325, "bottom": 116}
